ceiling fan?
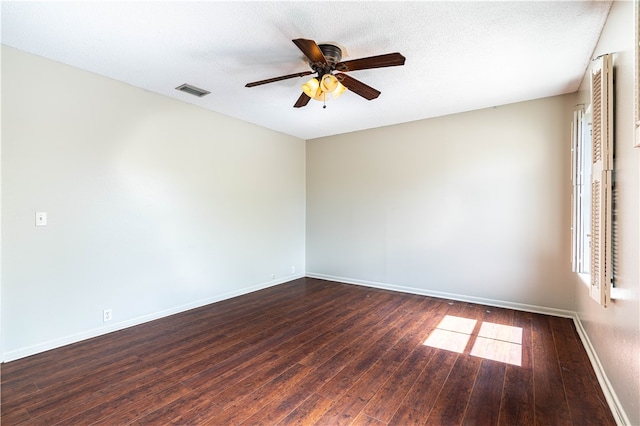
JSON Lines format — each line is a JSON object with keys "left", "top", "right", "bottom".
{"left": 245, "top": 38, "right": 406, "bottom": 108}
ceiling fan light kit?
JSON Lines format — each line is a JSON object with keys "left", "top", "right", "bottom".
{"left": 302, "top": 74, "right": 347, "bottom": 101}
{"left": 245, "top": 38, "right": 405, "bottom": 108}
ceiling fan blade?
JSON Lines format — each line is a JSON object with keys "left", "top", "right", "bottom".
{"left": 292, "top": 38, "right": 328, "bottom": 65}
{"left": 335, "top": 73, "right": 380, "bottom": 100}
{"left": 245, "top": 71, "right": 313, "bottom": 87}
{"left": 293, "top": 92, "right": 311, "bottom": 108}
{"left": 335, "top": 53, "right": 406, "bottom": 72}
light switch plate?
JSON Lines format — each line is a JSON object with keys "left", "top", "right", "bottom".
{"left": 35, "top": 212, "right": 47, "bottom": 226}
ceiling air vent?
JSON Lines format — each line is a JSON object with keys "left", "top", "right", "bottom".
{"left": 175, "top": 83, "right": 210, "bottom": 97}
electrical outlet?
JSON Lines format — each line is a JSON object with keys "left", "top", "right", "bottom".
{"left": 103, "top": 309, "right": 112, "bottom": 322}
{"left": 271, "top": 273, "right": 276, "bottom": 279}
{"left": 291, "top": 266, "right": 296, "bottom": 274}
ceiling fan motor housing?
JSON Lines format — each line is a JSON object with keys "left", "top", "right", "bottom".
{"left": 318, "top": 44, "right": 342, "bottom": 64}
{"left": 313, "top": 44, "right": 342, "bottom": 77}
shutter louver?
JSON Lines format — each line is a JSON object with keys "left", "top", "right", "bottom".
{"left": 589, "top": 54, "right": 613, "bottom": 306}
{"left": 591, "top": 180, "right": 601, "bottom": 286}
{"left": 612, "top": 183, "right": 619, "bottom": 285}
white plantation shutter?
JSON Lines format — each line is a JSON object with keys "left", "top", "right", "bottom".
{"left": 590, "top": 54, "right": 613, "bottom": 306}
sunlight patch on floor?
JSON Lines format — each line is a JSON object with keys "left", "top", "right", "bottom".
{"left": 424, "top": 315, "right": 522, "bottom": 366}
{"left": 436, "top": 315, "right": 478, "bottom": 334}
{"left": 423, "top": 315, "right": 477, "bottom": 353}
{"left": 423, "top": 328, "right": 472, "bottom": 353}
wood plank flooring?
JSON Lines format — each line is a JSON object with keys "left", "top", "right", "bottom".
{"left": 1, "top": 278, "right": 615, "bottom": 425}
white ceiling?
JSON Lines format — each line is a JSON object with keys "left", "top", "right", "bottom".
{"left": 1, "top": 1, "right": 612, "bottom": 140}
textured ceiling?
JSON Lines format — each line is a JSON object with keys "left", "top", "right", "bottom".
{"left": 1, "top": 1, "right": 612, "bottom": 140}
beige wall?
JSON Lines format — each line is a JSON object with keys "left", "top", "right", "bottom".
{"left": 574, "top": 1, "right": 640, "bottom": 424}
{"left": 1, "top": 46, "right": 306, "bottom": 361}
{"left": 307, "top": 94, "right": 576, "bottom": 311}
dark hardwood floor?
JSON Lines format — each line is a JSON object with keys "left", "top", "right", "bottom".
{"left": 1, "top": 278, "right": 615, "bottom": 425}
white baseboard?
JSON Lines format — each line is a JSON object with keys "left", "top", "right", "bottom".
{"left": 306, "top": 272, "right": 630, "bottom": 426}
{"left": 306, "top": 272, "right": 575, "bottom": 318}
{"left": 1, "top": 274, "right": 305, "bottom": 363}
{"left": 571, "top": 314, "right": 631, "bottom": 426}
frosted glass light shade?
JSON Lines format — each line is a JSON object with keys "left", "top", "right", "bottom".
{"left": 301, "top": 78, "right": 320, "bottom": 98}
{"left": 320, "top": 74, "right": 339, "bottom": 92}
{"left": 331, "top": 82, "right": 347, "bottom": 99}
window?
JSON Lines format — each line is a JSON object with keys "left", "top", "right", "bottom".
{"left": 571, "top": 106, "right": 591, "bottom": 274}
{"left": 572, "top": 54, "right": 613, "bottom": 307}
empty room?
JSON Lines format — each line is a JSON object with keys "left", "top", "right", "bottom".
{"left": 1, "top": 1, "right": 639, "bottom": 425}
